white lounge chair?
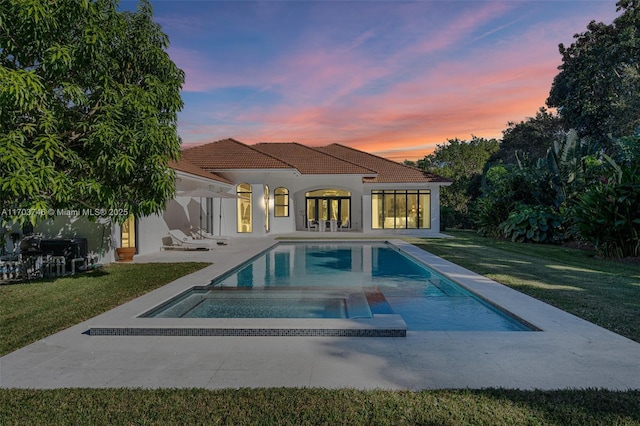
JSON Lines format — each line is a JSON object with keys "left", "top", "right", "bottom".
{"left": 191, "top": 230, "right": 230, "bottom": 245}
{"left": 338, "top": 220, "right": 350, "bottom": 231}
{"left": 166, "top": 229, "right": 216, "bottom": 250}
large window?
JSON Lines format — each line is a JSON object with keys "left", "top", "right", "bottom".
{"left": 305, "top": 189, "right": 351, "bottom": 225}
{"left": 371, "top": 190, "right": 430, "bottom": 229}
{"left": 274, "top": 187, "right": 289, "bottom": 217}
{"left": 237, "top": 183, "right": 252, "bottom": 233}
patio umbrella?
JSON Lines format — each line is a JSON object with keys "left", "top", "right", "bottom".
{"left": 177, "top": 189, "right": 240, "bottom": 236}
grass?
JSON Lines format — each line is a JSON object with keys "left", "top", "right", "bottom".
{"left": 406, "top": 229, "right": 640, "bottom": 343}
{"left": 0, "top": 262, "right": 210, "bottom": 356}
{"left": 1, "top": 388, "right": 640, "bottom": 425}
{"left": 2, "top": 236, "right": 640, "bottom": 425}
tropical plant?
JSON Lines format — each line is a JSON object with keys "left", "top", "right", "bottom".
{"left": 499, "top": 204, "right": 564, "bottom": 243}
{"left": 572, "top": 136, "right": 640, "bottom": 258}
{"left": 545, "top": 129, "right": 592, "bottom": 208}
{"left": 0, "top": 0, "right": 184, "bottom": 225}
{"left": 472, "top": 164, "right": 556, "bottom": 237}
{"left": 573, "top": 180, "right": 640, "bottom": 258}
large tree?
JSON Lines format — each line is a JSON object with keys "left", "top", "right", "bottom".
{"left": 0, "top": 0, "right": 184, "bottom": 224}
{"left": 546, "top": 0, "right": 640, "bottom": 149}
{"left": 422, "top": 136, "right": 499, "bottom": 228}
{"left": 492, "top": 108, "right": 565, "bottom": 165}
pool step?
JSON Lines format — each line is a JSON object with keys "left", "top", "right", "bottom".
{"left": 87, "top": 314, "right": 407, "bottom": 338}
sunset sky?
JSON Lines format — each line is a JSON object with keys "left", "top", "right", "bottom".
{"left": 128, "top": 1, "right": 620, "bottom": 161}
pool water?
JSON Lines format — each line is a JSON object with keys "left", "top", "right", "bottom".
{"left": 143, "top": 242, "right": 532, "bottom": 331}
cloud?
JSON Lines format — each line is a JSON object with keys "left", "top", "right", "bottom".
{"left": 174, "top": 1, "right": 621, "bottom": 161}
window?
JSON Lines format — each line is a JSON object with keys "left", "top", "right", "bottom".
{"left": 120, "top": 214, "right": 136, "bottom": 248}
{"left": 264, "top": 185, "right": 269, "bottom": 232}
{"left": 371, "top": 190, "right": 430, "bottom": 229}
{"left": 304, "top": 189, "right": 351, "bottom": 224}
{"left": 237, "top": 183, "right": 252, "bottom": 233}
{"left": 274, "top": 187, "right": 289, "bottom": 217}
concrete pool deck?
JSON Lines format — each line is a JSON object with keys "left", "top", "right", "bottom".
{"left": 1, "top": 235, "right": 640, "bottom": 390}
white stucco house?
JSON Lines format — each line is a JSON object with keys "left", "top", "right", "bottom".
{"left": 4, "top": 138, "right": 451, "bottom": 264}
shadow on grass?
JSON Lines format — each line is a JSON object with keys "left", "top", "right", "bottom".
{"left": 1, "top": 388, "right": 639, "bottom": 425}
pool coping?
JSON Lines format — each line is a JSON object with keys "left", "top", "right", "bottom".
{"left": 3, "top": 236, "right": 639, "bottom": 390}
{"left": 84, "top": 238, "right": 602, "bottom": 338}
{"left": 88, "top": 240, "right": 414, "bottom": 337}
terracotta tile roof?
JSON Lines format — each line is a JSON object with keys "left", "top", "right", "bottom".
{"left": 168, "top": 158, "right": 231, "bottom": 184}
{"left": 316, "top": 144, "right": 452, "bottom": 184}
{"left": 252, "top": 142, "right": 377, "bottom": 175}
{"left": 179, "top": 138, "right": 451, "bottom": 184}
{"left": 181, "top": 138, "right": 293, "bottom": 170}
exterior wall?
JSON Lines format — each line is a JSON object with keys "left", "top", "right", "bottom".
{"left": 209, "top": 171, "right": 448, "bottom": 236}
{"left": 133, "top": 171, "right": 234, "bottom": 255}
{"left": 361, "top": 184, "right": 444, "bottom": 236}
{"left": 218, "top": 171, "right": 366, "bottom": 235}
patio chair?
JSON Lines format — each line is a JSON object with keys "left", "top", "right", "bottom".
{"left": 308, "top": 220, "right": 318, "bottom": 231}
{"left": 166, "top": 229, "right": 216, "bottom": 250}
{"left": 338, "top": 220, "right": 350, "bottom": 231}
{"left": 191, "top": 229, "right": 230, "bottom": 245}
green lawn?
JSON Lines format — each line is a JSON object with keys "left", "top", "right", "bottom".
{"left": 0, "top": 262, "right": 211, "bottom": 356}
{"left": 2, "top": 236, "right": 640, "bottom": 425}
{"left": 406, "top": 229, "right": 640, "bottom": 343}
{"left": 2, "top": 388, "right": 639, "bottom": 425}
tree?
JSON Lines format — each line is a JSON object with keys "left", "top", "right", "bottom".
{"left": 493, "top": 108, "right": 565, "bottom": 165}
{"left": 0, "top": 0, "right": 184, "bottom": 224}
{"left": 546, "top": 0, "right": 640, "bottom": 150}
{"left": 421, "top": 136, "right": 499, "bottom": 228}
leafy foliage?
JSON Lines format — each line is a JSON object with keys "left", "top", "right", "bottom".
{"left": 421, "top": 136, "right": 499, "bottom": 228}
{"left": 544, "top": 129, "right": 596, "bottom": 209}
{"left": 493, "top": 108, "right": 565, "bottom": 165}
{"left": 547, "top": 0, "right": 640, "bottom": 149}
{"left": 472, "top": 164, "right": 556, "bottom": 237}
{"left": 572, "top": 136, "right": 640, "bottom": 258}
{"left": 499, "top": 204, "right": 563, "bottom": 243}
{"left": 0, "top": 0, "right": 184, "bottom": 224}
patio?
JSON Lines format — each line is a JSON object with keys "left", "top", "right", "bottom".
{"left": 1, "top": 236, "right": 639, "bottom": 390}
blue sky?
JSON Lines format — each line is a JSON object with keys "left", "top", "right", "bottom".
{"left": 123, "top": 0, "right": 620, "bottom": 161}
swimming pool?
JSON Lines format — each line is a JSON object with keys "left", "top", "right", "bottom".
{"left": 142, "top": 242, "right": 532, "bottom": 331}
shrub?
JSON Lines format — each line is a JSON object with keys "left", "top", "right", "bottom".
{"left": 572, "top": 136, "right": 640, "bottom": 258}
{"left": 499, "top": 204, "right": 564, "bottom": 243}
{"left": 573, "top": 181, "right": 640, "bottom": 258}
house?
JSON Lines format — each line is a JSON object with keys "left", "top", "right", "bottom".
{"left": 3, "top": 138, "right": 451, "bottom": 264}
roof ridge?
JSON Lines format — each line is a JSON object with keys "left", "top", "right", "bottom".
{"left": 181, "top": 137, "right": 242, "bottom": 153}
{"left": 169, "top": 157, "right": 231, "bottom": 184}
{"left": 327, "top": 143, "right": 431, "bottom": 173}
{"left": 250, "top": 142, "right": 300, "bottom": 170}
{"left": 183, "top": 138, "right": 294, "bottom": 170}
{"left": 312, "top": 144, "right": 378, "bottom": 175}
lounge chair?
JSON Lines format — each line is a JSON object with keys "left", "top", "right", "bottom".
{"left": 165, "top": 229, "right": 216, "bottom": 250}
{"left": 191, "top": 230, "right": 230, "bottom": 245}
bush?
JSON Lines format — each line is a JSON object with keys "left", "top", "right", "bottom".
{"left": 472, "top": 164, "right": 555, "bottom": 237}
{"left": 573, "top": 180, "right": 640, "bottom": 258}
{"left": 572, "top": 136, "right": 640, "bottom": 258}
{"left": 499, "top": 204, "right": 564, "bottom": 243}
